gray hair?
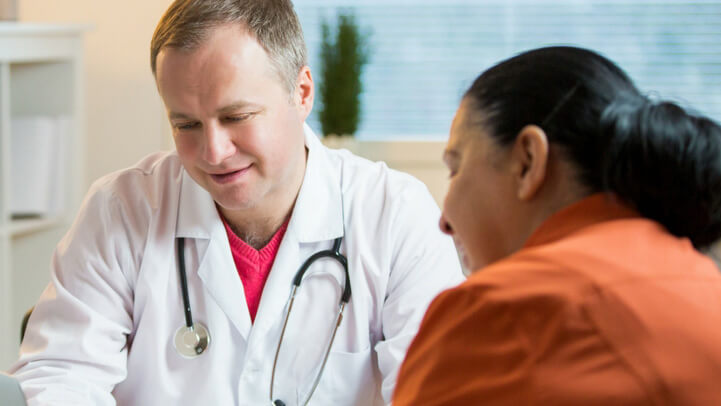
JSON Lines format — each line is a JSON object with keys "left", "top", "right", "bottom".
{"left": 150, "top": 0, "right": 308, "bottom": 93}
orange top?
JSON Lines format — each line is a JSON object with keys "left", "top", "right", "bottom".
{"left": 393, "top": 194, "right": 721, "bottom": 405}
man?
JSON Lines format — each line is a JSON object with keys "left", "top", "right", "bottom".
{"left": 9, "top": 0, "right": 463, "bottom": 405}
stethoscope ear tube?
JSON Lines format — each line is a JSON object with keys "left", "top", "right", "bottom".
{"left": 291, "top": 237, "right": 352, "bottom": 303}
{"left": 336, "top": 249, "right": 351, "bottom": 304}
{"left": 331, "top": 237, "right": 352, "bottom": 304}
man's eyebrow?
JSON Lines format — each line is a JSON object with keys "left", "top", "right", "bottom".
{"left": 169, "top": 111, "right": 192, "bottom": 120}
{"left": 217, "top": 101, "right": 262, "bottom": 114}
{"left": 168, "top": 101, "right": 263, "bottom": 120}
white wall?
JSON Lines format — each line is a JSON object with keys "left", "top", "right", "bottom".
{"left": 20, "top": 0, "right": 174, "bottom": 189}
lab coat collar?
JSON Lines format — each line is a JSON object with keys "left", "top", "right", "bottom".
{"left": 290, "top": 123, "right": 345, "bottom": 243}
{"left": 175, "top": 166, "right": 252, "bottom": 340}
{"left": 175, "top": 169, "right": 218, "bottom": 240}
{"left": 250, "top": 124, "right": 344, "bottom": 340}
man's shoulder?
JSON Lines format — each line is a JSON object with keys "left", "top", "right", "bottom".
{"left": 326, "top": 146, "right": 431, "bottom": 204}
{"left": 90, "top": 151, "right": 181, "bottom": 192}
{"left": 84, "top": 151, "right": 182, "bottom": 211}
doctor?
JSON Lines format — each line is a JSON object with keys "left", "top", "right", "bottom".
{"left": 9, "top": 0, "right": 463, "bottom": 405}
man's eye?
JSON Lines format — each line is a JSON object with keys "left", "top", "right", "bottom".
{"left": 225, "top": 113, "right": 253, "bottom": 123}
{"left": 174, "top": 122, "right": 200, "bottom": 130}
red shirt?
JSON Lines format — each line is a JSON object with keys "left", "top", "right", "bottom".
{"left": 221, "top": 217, "right": 289, "bottom": 322}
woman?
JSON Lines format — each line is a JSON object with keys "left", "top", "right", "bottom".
{"left": 393, "top": 46, "right": 721, "bottom": 404}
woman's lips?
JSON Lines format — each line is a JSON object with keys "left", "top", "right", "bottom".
{"left": 209, "top": 164, "right": 252, "bottom": 184}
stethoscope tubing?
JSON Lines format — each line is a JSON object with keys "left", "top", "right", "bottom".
{"left": 174, "top": 237, "right": 211, "bottom": 358}
{"left": 270, "top": 236, "right": 350, "bottom": 406}
{"left": 291, "top": 237, "right": 351, "bottom": 302}
{"left": 177, "top": 237, "right": 194, "bottom": 329}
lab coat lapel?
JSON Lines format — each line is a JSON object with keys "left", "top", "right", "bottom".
{"left": 175, "top": 170, "right": 253, "bottom": 340}
{"left": 253, "top": 125, "right": 345, "bottom": 329}
{"left": 292, "top": 124, "right": 344, "bottom": 244}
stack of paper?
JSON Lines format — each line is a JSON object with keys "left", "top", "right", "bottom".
{"left": 11, "top": 115, "right": 69, "bottom": 217}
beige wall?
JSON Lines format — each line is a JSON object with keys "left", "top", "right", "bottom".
{"left": 20, "top": 0, "right": 173, "bottom": 189}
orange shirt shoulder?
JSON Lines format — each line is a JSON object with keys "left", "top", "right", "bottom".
{"left": 393, "top": 194, "right": 721, "bottom": 405}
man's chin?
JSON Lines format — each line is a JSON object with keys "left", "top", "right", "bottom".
{"left": 205, "top": 179, "right": 258, "bottom": 207}
{"left": 214, "top": 196, "right": 258, "bottom": 212}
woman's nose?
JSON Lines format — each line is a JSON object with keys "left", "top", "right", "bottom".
{"left": 439, "top": 214, "right": 454, "bottom": 235}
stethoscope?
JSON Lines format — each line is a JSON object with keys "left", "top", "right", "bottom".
{"left": 174, "top": 237, "right": 211, "bottom": 358}
{"left": 174, "top": 227, "right": 351, "bottom": 406}
{"left": 270, "top": 236, "right": 350, "bottom": 406}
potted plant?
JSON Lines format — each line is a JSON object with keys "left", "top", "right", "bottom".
{"left": 318, "top": 11, "right": 370, "bottom": 150}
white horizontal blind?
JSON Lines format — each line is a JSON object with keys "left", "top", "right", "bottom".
{"left": 295, "top": 0, "right": 721, "bottom": 139}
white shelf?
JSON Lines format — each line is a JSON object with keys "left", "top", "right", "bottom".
{"left": 0, "top": 23, "right": 88, "bottom": 64}
{"left": 0, "top": 23, "right": 86, "bottom": 370}
{"left": 2, "top": 216, "right": 65, "bottom": 237}
{"left": 0, "top": 22, "right": 91, "bottom": 35}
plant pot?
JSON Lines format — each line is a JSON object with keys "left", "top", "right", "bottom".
{"left": 0, "top": 0, "right": 18, "bottom": 21}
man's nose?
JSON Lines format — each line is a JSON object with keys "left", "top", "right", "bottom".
{"left": 439, "top": 214, "right": 454, "bottom": 235}
{"left": 202, "top": 124, "right": 235, "bottom": 165}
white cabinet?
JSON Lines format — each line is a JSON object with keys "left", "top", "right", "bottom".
{"left": 0, "top": 23, "right": 86, "bottom": 369}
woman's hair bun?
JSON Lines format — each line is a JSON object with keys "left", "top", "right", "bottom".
{"left": 600, "top": 97, "right": 721, "bottom": 248}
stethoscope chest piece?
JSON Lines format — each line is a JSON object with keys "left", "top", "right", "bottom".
{"left": 174, "top": 323, "right": 211, "bottom": 358}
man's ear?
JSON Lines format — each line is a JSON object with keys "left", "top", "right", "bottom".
{"left": 510, "top": 125, "right": 549, "bottom": 201}
{"left": 294, "top": 66, "right": 314, "bottom": 120}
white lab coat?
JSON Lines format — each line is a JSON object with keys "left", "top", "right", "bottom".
{"left": 10, "top": 126, "right": 464, "bottom": 405}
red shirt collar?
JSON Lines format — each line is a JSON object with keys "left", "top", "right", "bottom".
{"left": 221, "top": 216, "right": 290, "bottom": 262}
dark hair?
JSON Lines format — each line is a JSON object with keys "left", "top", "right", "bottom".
{"left": 465, "top": 46, "right": 721, "bottom": 248}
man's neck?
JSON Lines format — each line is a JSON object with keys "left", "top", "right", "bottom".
{"left": 219, "top": 147, "right": 308, "bottom": 250}
{"left": 224, "top": 209, "right": 291, "bottom": 250}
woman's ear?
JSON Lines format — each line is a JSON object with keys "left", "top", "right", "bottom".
{"left": 510, "top": 125, "right": 549, "bottom": 201}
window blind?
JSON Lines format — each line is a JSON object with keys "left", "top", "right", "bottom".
{"left": 295, "top": 0, "right": 721, "bottom": 139}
